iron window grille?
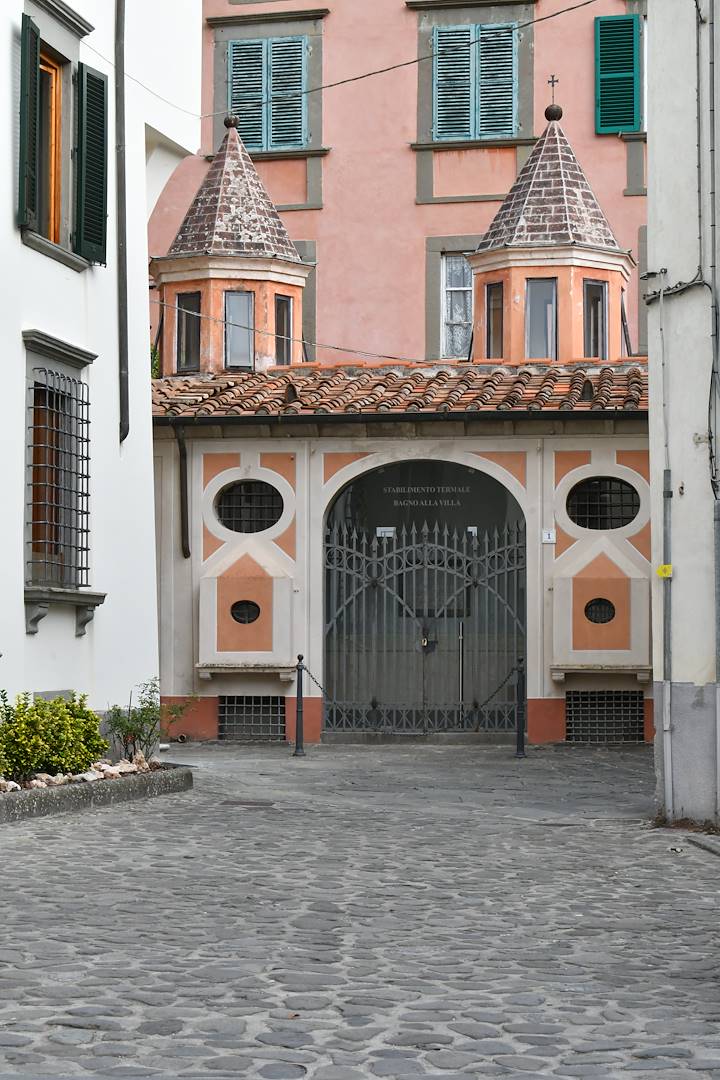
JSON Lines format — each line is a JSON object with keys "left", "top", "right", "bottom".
{"left": 585, "top": 598, "right": 616, "bottom": 624}
{"left": 566, "top": 690, "right": 644, "bottom": 743}
{"left": 27, "top": 367, "right": 90, "bottom": 588}
{"left": 216, "top": 480, "right": 284, "bottom": 533}
{"left": 566, "top": 477, "right": 640, "bottom": 530}
{"left": 219, "top": 696, "right": 286, "bottom": 740}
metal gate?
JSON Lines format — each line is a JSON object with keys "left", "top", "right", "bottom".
{"left": 324, "top": 521, "right": 526, "bottom": 733}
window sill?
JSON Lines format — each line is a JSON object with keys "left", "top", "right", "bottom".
{"left": 621, "top": 131, "right": 647, "bottom": 143}
{"left": 412, "top": 137, "right": 536, "bottom": 152}
{"left": 233, "top": 147, "right": 330, "bottom": 163}
{"left": 24, "top": 587, "right": 106, "bottom": 637}
{"left": 21, "top": 229, "right": 91, "bottom": 273}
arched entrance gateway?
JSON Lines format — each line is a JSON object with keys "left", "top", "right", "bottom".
{"left": 324, "top": 460, "right": 526, "bottom": 735}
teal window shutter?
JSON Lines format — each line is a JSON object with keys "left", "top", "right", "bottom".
{"left": 228, "top": 36, "right": 307, "bottom": 151}
{"left": 18, "top": 13, "right": 41, "bottom": 230}
{"left": 433, "top": 25, "right": 474, "bottom": 141}
{"left": 75, "top": 63, "right": 108, "bottom": 264}
{"left": 478, "top": 24, "right": 516, "bottom": 138}
{"left": 228, "top": 39, "right": 266, "bottom": 150}
{"left": 269, "top": 37, "right": 306, "bottom": 149}
{"left": 595, "top": 15, "right": 641, "bottom": 134}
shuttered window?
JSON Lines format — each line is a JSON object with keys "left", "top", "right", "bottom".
{"left": 18, "top": 14, "right": 41, "bottom": 231}
{"left": 17, "top": 16, "right": 108, "bottom": 264}
{"left": 433, "top": 24, "right": 517, "bottom": 142}
{"left": 595, "top": 15, "right": 641, "bottom": 134}
{"left": 228, "top": 37, "right": 307, "bottom": 151}
{"left": 75, "top": 63, "right": 108, "bottom": 263}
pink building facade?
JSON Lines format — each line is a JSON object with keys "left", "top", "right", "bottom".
{"left": 150, "top": 0, "right": 647, "bottom": 366}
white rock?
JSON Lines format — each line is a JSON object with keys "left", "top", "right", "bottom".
{"left": 73, "top": 769, "right": 104, "bottom": 783}
{"left": 115, "top": 761, "right": 138, "bottom": 775}
{"left": 34, "top": 773, "right": 53, "bottom": 783}
{"left": 28, "top": 779, "right": 47, "bottom": 788}
{"left": 133, "top": 751, "right": 150, "bottom": 772}
{"left": 102, "top": 766, "right": 121, "bottom": 779}
{"left": 5, "top": 781, "right": 20, "bottom": 792}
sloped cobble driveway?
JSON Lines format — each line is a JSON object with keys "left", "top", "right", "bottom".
{"left": 1, "top": 743, "right": 719, "bottom": 1080}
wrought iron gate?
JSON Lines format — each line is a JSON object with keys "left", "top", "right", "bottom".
{"left": 324, "top": 521, "right": 526, "bottom": 733}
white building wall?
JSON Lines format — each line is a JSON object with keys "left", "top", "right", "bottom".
{"left": 0, "top": 1, "right": 200, "bottom": 707}
{"left": 647, "top": 0, "right": 720, "bottom": 821}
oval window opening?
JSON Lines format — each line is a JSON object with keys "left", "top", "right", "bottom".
{"left": 231, "top": 600, "right": 261, "bottom": 624}
{"left": 584, "top": 598, "right": 616, "bottom": 625}
{"left": 567, "top": 477, "right": 639, "bottom": 530}
{"left": 216, "top": 480, "right": 283, "bottom": 533}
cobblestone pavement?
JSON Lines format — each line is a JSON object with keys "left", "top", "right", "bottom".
{"left": 1, "top": 743, "right": 720, "bottom": 1080}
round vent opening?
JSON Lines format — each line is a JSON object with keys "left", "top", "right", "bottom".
{"left": 567, "top": 476, "right": 640, "bottom": 530}
{"left": 231, "top": 601, "right": 261, "bottom": 624}
{"left": 216, "top": 480, "right": 283, "bottom": 533}
{"left": 584, "top": 598, "right": 616, "bottom": 625}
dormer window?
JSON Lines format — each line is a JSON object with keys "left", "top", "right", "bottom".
{"left": 486, "top": 283, "right": 504, "bottom": 359}
{"left": 225, "top": 291, "right": 254, "bottom": 369}
{"left": 176, "top": 292, "right": 201, "bottom": 372}
{"left": 584, "top": 280, "right": 608, "bottom": 359}
{"left": 525, "top": 279, "right": 557, "bottom": 360}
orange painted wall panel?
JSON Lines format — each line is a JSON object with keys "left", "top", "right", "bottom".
{"left": 217, "top": 555, "right": 273, "bottom": 652}
{"left": 261, "top": 452, "right": 296, "bottom": 489}
{"left": 204, "top": 452, "right": 241, "bottom": 489}
{"left": 617, "top": 449, "right": 650, "bottom": 482}
{"left": 324, "top": 452, "right": 371, "bottom": 484}
{"left": 162, "top": 696, "right": 218, "bottom": 740}
{"left": 433, "top": 147, "right": 516, "bottom": 199}
{"left": 528, "top": 699, "right": 566, "bottom": 743}
{"left": 572, "top": 554, "right": 631, "bottom": 650}
{"left": 555, "top": 450, "right": 591, "bottom": 486}
{"left": 285, "top": 696, "right": 323, "bottom": 745}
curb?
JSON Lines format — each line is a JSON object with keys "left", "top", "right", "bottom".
{"left": 0, "top": 764, "right": 193, "bottom": 825}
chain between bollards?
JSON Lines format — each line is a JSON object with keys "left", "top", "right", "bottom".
{"left": 293, "top": 654, "right": 306, "bottom": 757}
{"left": 515, "top": 656, "right": 527, "bottom": 759}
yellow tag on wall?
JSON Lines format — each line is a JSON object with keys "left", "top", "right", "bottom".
{"left": 656, "top": 564, "right": 673, "bottom": 578}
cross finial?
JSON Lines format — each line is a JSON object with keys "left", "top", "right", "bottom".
{"left": 548, "top": 74, "right": 559, "bottom": 104}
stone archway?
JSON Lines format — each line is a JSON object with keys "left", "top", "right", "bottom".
{"left": 324, "top": 459, "right": 526, "bottom": 734}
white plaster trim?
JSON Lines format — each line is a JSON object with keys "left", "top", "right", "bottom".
{"left": 150, "top": 255, "right": 311, "bottom": 289}
{"left": 201, "top": 465, "right": 296, "bottom": 564}
{"left": 553, "top": 462, "right": 650, "bottom": 559}
{"left": 468, "top": 244, "right": 635, "bottom": 279}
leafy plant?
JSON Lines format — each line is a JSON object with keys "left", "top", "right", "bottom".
{"left": 150, "top": 344, "right": 160, "bottom": 378}
{"left": 0, "top": 693, "right": 107, "bottom": 781}
{"left": 105, "top": 677, "right": 188, "bottom": 760}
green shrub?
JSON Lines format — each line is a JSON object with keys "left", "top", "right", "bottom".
{"left": 105, "top": 677, "right": 187, "bottom": 760}
{"left": 0, "top": 693, "right": 107, "bottom": 781}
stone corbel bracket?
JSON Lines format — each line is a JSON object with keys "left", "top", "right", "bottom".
{"left": 24, "top": 588, "right": 107, "bottom": 637}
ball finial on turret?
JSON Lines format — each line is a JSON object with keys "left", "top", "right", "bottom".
{"left": 545, "top": 103, "right": 563, "bottom": 122}
{"left": 224, "top": 114, "right": 239, "bottom": 129}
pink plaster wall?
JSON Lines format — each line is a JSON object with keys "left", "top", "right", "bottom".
{"left": 148, "top": 0, "right": 646, "bottom": 364}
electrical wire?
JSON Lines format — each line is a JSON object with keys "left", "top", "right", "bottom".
{"left": 149, "top": 296, "right": 431, "bottom": 366}
{"left": 84, "top": 0, "right": 600, "bottom": 122}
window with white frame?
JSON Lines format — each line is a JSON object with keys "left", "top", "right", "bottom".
{"left": 442, "top": 254, "right": 473, "bottom": 359}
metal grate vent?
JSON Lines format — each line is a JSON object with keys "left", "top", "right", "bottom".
{"left": 219, "top": 696, "right": 286, "bottom": 740}
{"left": 566, "top": 690, "right": 645, "bottom": 743}
{"left": 216, "top": 480, "right": 283, "bottom": 534}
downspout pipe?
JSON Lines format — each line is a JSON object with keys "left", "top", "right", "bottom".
{"left": 172, "top": 425, "right": 191, "bottom": 560}
{"left": 710, "top": 0, "right": 720, "bottom": 818}
{"left": 115, "top": 0, "right": 129, "bottom": 443}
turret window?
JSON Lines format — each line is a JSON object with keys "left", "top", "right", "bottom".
{"left": 525, "top": 279, "right": 557, "bottom": 360}
{"left": 486, "top": 283, "right": 504, "bottom": 359}
{"left": 176, "top": 292, "right": 201, "bottom": 372}
{"left": 275, "top": 295, "right": 293, "bottom": 366}
{"left": 584, "top": 280, "right": 608, "bottom": 360}
{"left": 225, "top": 291, "right": 254, "bottom": 370}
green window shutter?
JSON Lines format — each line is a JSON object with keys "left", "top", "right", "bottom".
{"left": 18, "top": 13, "right": 41, "bottom": 230}
{"left": 478, "top": 24, "right": 517, "bottom": 138}
{"left": 433, "top": 25, "right": 474, "bottom": 141}
{"left": 228, "top": 39, "right": 266, "bottom": 150}
{"left": 75, "top": 63, "right": 108, "bottom": 263}
{"left": 595, "top": 15, "right": 641, "bottom": 134}
{"left": 269, "top": 37, "right": 306, "bottom": 149}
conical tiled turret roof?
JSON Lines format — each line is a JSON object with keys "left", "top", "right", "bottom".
{"left": 169, "top": 122, "right": 301, "bottom": 262}
{"left": 477, "top": 119, "right": 620, "bottom": 253}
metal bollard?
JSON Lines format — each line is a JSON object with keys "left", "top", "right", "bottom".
{"left": 293, "top": 654, "right": 306, "bottom": 757}
{"left": 515, "top": 656, "right": 526, "bottom": 759}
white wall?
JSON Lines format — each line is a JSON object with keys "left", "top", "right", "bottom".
{"left": 0, "top": 1, "right": 200, "bottom": 708}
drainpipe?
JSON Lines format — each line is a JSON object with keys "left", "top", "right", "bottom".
{"left": 115, "top": 0, "right": 129, "bottom": 443}
{"left": 658, "top": 270, "right": 674, "bottom": 819}
{"left": 173, "top": 425, "right": 191, "bottom": 560}
{"left": 710, "top": 0, "right": 720, "bottom": 818}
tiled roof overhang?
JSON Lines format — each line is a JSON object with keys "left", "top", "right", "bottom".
{"left": 152, "top": 364, "right": 648, "bottom": 424}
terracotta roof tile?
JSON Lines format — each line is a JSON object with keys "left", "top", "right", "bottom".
{"left": 168, "top": 124, "right": 301, "bottom": 263}
{"left": 152, "top": 363, "right": 648, "bottom": 421}
{"left": 477, "top": 121, "right": 620, "bottom": 253}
